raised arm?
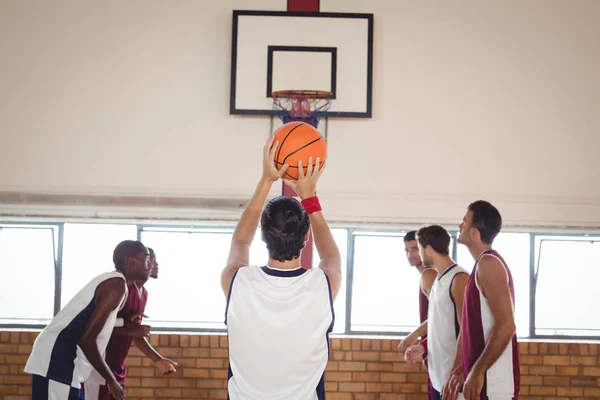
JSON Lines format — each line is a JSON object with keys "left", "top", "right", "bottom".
{"left": 283, "top": 158, "right": 341, "bottom": 300}
{"left": 221, "top": 135, "right": 289, "bottom": 298}
{"left": 463, "top": 256, "right": 516, "bottom": 399}
{"left": 79, "top": 278, "right": 127, "bottom": 400}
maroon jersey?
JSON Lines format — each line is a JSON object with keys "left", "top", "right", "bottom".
{"left": 461, "top": 249, "right": 520, "bottom": 399}
{"left": 105, "top": 283, "right": 148, "bottom": 384}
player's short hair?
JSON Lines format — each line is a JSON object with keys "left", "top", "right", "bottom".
{"left": 147, "top": 247, "right": 155, "bottom": 258}
{"left": 403, "top": 230, "right": 417, "bottom": 242}
{"left": 468, "top": 200, "right": 502, "bottom": 244}
{"left": 261, "top": 196, "right": 310, "bottom": 262}
{"left": 113, "top": 240, "right": 147, "bottom": 271}
{"left": 416, "top": 225, "right": 451, "bottom": 256}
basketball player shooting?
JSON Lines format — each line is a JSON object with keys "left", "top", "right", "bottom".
{"left": 220, "top": 134, "right": 342, "bottom": 400}
{"left": 24, "top": 240, "right": 151, "bottom": 400}
{"left": 84, "top": 247, "right": 177, "bottom": 400}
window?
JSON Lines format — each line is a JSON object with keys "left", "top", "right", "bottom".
{"left": 61, "top": 223, "right": 137, "bottom": 307}
{"left": 312, "top": 229, "right": 348, "bottom": 334}
{"left": 456, "top": 233, "right": 530, "bottom": 337}
{"left": 350, "top": 233, "right": 421, "bottom": 333}
{"left": 534, "top": 236, "right": 600, "bottom": 337}
{"left": 0, "top": 225, "right": 57, "bottom": 325}
{"left": 141, "top": 228, "right": 231, "bottom": 330}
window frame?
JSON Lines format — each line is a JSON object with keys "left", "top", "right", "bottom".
{"left": 530, "top": 232, "right": 600, "bottom": 341}
{"left": 0, "top": 218, "right": 599, "bottom": 340}
{"left": 0, "top": 221, "right": 63, "bottom": 330}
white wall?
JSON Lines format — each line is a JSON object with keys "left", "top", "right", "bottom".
{"left": 1, "top": 0, "right": 599, "bottom": 227}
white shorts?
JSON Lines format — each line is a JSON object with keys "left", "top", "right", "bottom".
{"left": 31, "top": 374, "right": 83, "bottom": 400}
{"left": 83, "top": 381, "right": 114, "bottom": 400}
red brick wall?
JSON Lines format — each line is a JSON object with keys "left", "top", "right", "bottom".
{"left": 1, "top": 331, "right": 599, "bottom": 400}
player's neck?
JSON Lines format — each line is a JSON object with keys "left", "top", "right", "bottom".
{"left": 416, "top": 264, "right": 428, "bottom": 274}
{"left": 134, "top": 280, "right": 147, "bottom": 289}
{"left": 468, "top": 243, "right": 493, "bottom": 261}
{"left": 432, "top": 254, "right": 456, "bottom": 275}
{"left": 267, "top": 257, "right": 302, "bottom": 270}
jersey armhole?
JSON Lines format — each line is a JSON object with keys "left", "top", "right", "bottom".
{"left": 224, "top": 269, "right": 240, "bottom": 326}
{"left": 449, "top": 272, "right": 468, "bottom": 338}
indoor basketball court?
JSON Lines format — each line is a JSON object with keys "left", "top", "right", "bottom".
{"left": 1, "top": 0, "right": 600, "bottom": 399}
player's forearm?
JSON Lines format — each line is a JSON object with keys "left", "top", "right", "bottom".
{"left": 413, "top": 320, "right": 428, "bottom": 339}
{"left": 232, "top": 178, "right": 272, "bottom": 245}
{"left": 471, "top": 321, "right": 515, "bottom": 375}
{"left": 308, "top": 210, "right": 340, "bottom": 273}
{"left": 452, "top": 332, "right": 463, "bottom": 369}
{"left": 134, "top": 337, "right": 163, "bottom": 363}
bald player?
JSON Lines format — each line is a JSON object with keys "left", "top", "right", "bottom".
{"left": 221, "top": 135, "right": 341, "bottom": 400}
{"left": 399, "top": 231, "right": 438, "bottom": 400}
{"left": 443, "top": 201, "right": 520, "bottom": 400}
{"left": 84, "top": 247, "right": 177, "bottom": 400}
{"left": 24, "top": 240, "right": 150, "bottom": 400}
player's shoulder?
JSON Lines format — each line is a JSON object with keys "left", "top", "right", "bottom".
{"left": 478, "top": 252, "right": 506, "bottom": 270}
{"left": 422, "top": 268, "right": 438, "bottom": 278}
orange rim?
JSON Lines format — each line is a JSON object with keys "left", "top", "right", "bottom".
{"left": 272, "top": 90, "right": 332, "bottom": 99}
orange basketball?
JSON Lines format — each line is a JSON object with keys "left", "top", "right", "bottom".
{"left": 272, "top": 122, "right": 327, "bottom": 180}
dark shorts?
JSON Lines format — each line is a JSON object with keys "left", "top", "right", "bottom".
{"left": 32, "top": 374, "right": 84, "bottom": 400}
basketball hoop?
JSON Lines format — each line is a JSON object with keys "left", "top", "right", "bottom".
{"left": 272, "top": 90, "right": 332, "bottom": 128}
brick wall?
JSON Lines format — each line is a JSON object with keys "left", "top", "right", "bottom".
{"left": 1, "top": 331, "right": 599, "bottom": 400}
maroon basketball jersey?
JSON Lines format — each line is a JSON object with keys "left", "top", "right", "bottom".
{"left": 104, "top": 283, "right": 148, "bottom": 384}
{"left": 461, "top": 249, "right": 520, "bottom": 399}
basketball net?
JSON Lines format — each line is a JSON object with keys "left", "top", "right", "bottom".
{"left": 272, "top": 90, "right": 332, "bottom": 128}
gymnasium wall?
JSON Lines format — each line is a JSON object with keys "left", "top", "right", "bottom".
{"left": 1, "top": 332, "right": 600, "bottom": 400}
{"left": 1, "top": 0, "right": 600, "bottom": 227}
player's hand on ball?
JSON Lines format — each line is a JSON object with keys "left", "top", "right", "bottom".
{"left": 263, "top": 135, "right": 289, "bottom": 182}
{"left": 283, "top": 157, "right": 325, "bottom": 200}
{"left": 156, "top": 358, "right": 178, "bottom": 375}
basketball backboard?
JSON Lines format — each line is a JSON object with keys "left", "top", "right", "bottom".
{"left": 230, "top": 10, "right": 374, "bottom": 119}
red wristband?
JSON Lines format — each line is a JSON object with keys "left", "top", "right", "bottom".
{"left": 301, "top": 196, "right": 322, "bottom": 215}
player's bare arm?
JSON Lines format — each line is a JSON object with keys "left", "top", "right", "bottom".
{"left": 450, "top": 273, "right": 469, "bottom": 329}
{"left": 463, "top": 256, "right": 516, "bottom": 399}
{"left": 133, "top": 336, "right": 177, "bottom": 375}
{"left": 283, "top": 158, "right": 342, "bottom": 300}
{"left": 420, "top": 268, "right": 438, "bottom": 297}
{"left": 398, "top": 320, "right": 427, "bottom": 352}
{"left": 112, "top": 318, "right": 151, "bottom": 337}
{"left": 221, "top": 135, "right": 289, "bottom": 298}
{"left": 79, "top": 278, "right": 127, "bottom": 400}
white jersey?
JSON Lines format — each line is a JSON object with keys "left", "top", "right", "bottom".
{"left": 427, "top": 264, "right": 468, "bottom": 391}
{"left": 24, "top": 271, "right": 128, "bottom": 388}
{"left": 225, "top": 265, "right": 334, "bottom": 400}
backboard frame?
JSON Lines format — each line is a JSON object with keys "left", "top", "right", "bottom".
{"left": 229, "top": 10, "right": 374, "bottom": 119}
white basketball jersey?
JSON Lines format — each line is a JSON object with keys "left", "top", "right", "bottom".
{"left": 427, "top": 264, "right": 468, "bottom": 391}
{"left": 24, "top": 271, "right": 128, "bottom": 388}
{"left": 225, "top": 265, "right": 334, "bottom": 400}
